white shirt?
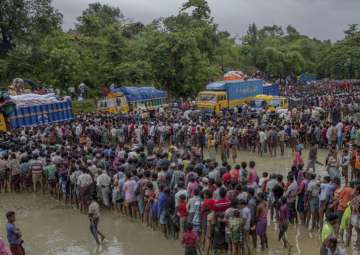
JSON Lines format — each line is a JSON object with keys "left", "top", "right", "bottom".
{"left": 175, "top": 189, "right": 188, "bottom": 207}
{"left": 70, "top": 170, "right": 82, "bottom": 184}
{"left": 336, "top": 122, "right": 343, "bottom": 137}
{"left": 97, "top": 173, "right": 111, "bottom": 186}
{"left": 75, "top": 125, "right": 82, "bottom": 137}
{"left": 88, "top": 201, "right": 100, "bottom": 218}
{"left": 259, "top": 131, "right": 267, "bottom": 143}
{"left": 77, "top": 173, "right": 93, "bottom": 187}
{"left": 240, "top": 207, "right": 251, "bottom": 230}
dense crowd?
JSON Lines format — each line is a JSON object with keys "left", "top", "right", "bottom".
{"left": 1, "top": 82, "right": 360, "bottom": 255}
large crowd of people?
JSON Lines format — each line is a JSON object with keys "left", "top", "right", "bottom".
{"left": 1, "top": 81, "right": 360, "bottom": 255}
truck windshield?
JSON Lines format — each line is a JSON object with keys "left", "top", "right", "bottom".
{"left": 198, "top": 94, "right": 217, "bottom": 102}
{"left": 269, "top": 99, "right": 281, "bottom": 107}
{"left": 252, "top": 99, "right": 266, "bottom": 108}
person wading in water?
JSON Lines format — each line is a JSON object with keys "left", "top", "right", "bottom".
{"left": 6, "top": 211, "right": 25, "bottom": 255}
{"left": 88, "top": 196, "right": 106, "bottom": 245}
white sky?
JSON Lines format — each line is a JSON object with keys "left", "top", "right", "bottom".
{"left": 53, "top": 0, "right": 360, "bottom": 41}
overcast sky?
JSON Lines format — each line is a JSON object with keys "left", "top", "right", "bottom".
{"left": 53, "top": 0, "right": 360, "bottom": 41}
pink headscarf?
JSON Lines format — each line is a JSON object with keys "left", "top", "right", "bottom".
{"left": 0, "top": 238, "right": 10, "bottom": 255}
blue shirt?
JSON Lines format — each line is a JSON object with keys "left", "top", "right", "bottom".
{"left": 157, "top": 192, "right": 168, "bottom": 214}
{"left": 6, "top": 223, "right": 21, "bottom": 245}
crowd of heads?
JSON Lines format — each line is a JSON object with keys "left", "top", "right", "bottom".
{"left": 1, "top": 81, "right": 360, "bottom": 254}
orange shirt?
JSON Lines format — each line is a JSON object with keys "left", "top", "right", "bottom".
{"left": 337, "top": 187, "right": 353, "bottom": 211}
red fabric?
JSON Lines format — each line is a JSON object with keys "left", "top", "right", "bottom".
{"left": 10, "top": 245, "right": 25, "bottom": 255}
{"left": 181, "top": 230, "right": 199, "bottom": 248}
{"left": 213, "top": 199, "right": 230, "bottom": 213}
{"left": 222, "top": 172, "right": 231, "bottom": 184}
{"left": 177, "top": 201, "right": 188, "bottom": 218}
{"left": 201, "top": 199, "right": 215, "bottom": 218}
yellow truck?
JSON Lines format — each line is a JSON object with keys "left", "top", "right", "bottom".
{"left": 249, "top": 95, "right": 288, "bottom": 112}
{"left": 97, "top": 92, "right": 129, "bottom": 114}
{"left": 196, "top": 79, "right": 263, "bottom": 112}
{"left": 97, "top": 86, "right": 168, "bottom": 113}
{"left": 0, "top": 113, "right": 7, "bottom": 132}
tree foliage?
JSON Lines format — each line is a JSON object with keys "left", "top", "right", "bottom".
{"left": 0, "top": 0, "right": 359, "bottom": 96}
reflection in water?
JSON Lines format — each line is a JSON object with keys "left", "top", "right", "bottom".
{"left": 0, "top": 194, "right": 182, "bottom": 255}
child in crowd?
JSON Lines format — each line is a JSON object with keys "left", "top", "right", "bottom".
{"left": 181, "top": 223, "right": 202, "bottom": 255}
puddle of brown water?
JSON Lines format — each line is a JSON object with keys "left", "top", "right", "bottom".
{"left": 0, "top": 193, "right": 182, "bottom": 255}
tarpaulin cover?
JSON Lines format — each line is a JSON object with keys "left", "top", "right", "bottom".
{"left": 206, "top": 80, "right": 262, "bottom": 91}
{"left": 224, "top": 71, "right": 244, "bottom": 81}
{"left": 206, "top": 81, "right": 228, "bottom": 90}
{"left": 263, "top": 83, "right": 280, "bottom": 96}
{"left": 10, "top": 93, "right": 62, "bottom": 106}
{"left": 111, "top": 86, "right": 167, "bottom": 102}
{"left": 299, "top": 74, "right": 317, "bottom": 82}
{"left": 8, "top": 100, "right": 73, "bottom": 129}
{"left": 206, "top": 80, "right": 263, "bottom": 101}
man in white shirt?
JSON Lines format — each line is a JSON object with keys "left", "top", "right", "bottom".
{"left": 75, "top": 123, "right": 82, "bottom": 140}
{"left": 336, "top": 121, "right": 343, "bottom": 149}
{"left": 97, "top": 170, "right": 111, "bottom": 207}
{"left": 259, "top": 129, "right": 267, "bottom": 156}
{"left": 77, "top": 170, "right": 93, "bottom": 212}
{"left": 174, "top": 181, "right": 188, "bottom": 207}
{"left": 89, "top": 196, "right": 105, "bottom": 245}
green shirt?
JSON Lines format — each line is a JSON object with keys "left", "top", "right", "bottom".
{"left": 321, "top": 222, "right": 334, "bottom": 243}
{"left": 85, "top": 154, "right": 93, "bottom": 161}
{"left": 44, "top": 164, "right": 57, "bottom": 180}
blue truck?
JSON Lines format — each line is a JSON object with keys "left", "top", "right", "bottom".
{"left": 7, "top": 99, "right": 73, "bottom": 129}
{"left": 196, "top": 79, "right": 263, "bottom": 112}
{"left": 263, "top": 83, "right": 280, "bottom": 96}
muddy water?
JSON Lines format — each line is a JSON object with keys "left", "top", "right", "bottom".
{"left": 0, "top": 193, "right": 183, "bottom": 255}
{"left": 0, "top": 149, "right": 355, "bottom": 255}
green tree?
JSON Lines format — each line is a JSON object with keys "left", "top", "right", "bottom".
{"left": 181, "top": 0, "right": 211, "bottom": 20}
{"left": 344, "top": 24, "right": 359, "bottom": 38}
{"left": 76, "top": 3, "right": 124, "bottom": 37}
{"left": 0, "top": 0, "right": 61, "bottom": 55}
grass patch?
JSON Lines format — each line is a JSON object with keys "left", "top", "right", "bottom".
{"left": 72, "top": 99, "right": 96, "bottom": 113}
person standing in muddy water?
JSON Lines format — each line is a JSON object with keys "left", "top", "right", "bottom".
{"left": 88, "top": 196, "right": 106, "bottom": 245}
{"left": 255, "top": 193, "right": 268, "bottom": 250}
{"left": 6, "top": 211, "right": 25, "bottom": 255}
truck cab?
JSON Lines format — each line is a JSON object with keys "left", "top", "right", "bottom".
{"left": 196, "top": 91, "right": 228, "bottom": 112}
{"left": 249, "top": 95, "right": 288, "bottom": 112}
{"left": 97, "top": 92, "right": 129, "bottom": 114}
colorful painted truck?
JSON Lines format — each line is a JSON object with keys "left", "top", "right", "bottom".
{"left": 249, "top": 95, "right": 288, "bottom": 112}
{"left": 196, "top": 79, "right": 263, "bottom": 112}
{"left": 97, "top": 86, "right": 168, "bottom": 113}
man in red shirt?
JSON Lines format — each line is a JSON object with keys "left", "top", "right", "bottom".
{"left": 222, "top": 171, "right": 231, "bottom": 186}
{"left": 229, "top": 165, "right": 240, "bottom": 182}
{"left": 213, "top": 188, "right": 231, "bottom": 213}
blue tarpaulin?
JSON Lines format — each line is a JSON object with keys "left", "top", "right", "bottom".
{"left": 206, "top": 81, "right": 228, "bottom": 90}
{"left": 299, "top": 74, "right": 317, "bottom": 82}
{"left": 263, "top": 83, "right": 280, "bottom": 96}
{"left": 111, "top": 86, "right": 167, "bottom": 102}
